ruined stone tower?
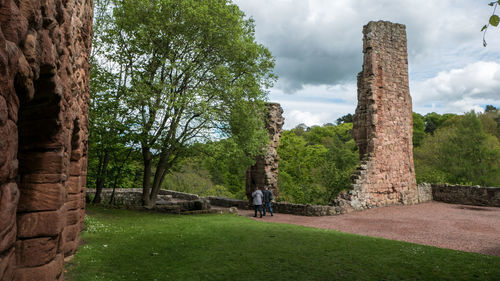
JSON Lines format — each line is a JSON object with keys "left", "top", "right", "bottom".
{"left": 0, "top": 0, "right": 92, "bottom": 279}
{"left": 246, "top": 103, "right": 284, "bottom": 200}
{"left": 336, "top": 21, "right": 418, "bottom": 211}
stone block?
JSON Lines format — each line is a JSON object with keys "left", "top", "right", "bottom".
{"left": 18, "top": 151, "right": 64, "bottom": 175}
{"left": 15, "top": 237, "right": 58, "bottom": 267}
{"left": 0, "top": 96, "right": 8, "bottom": 126}
{"left": 0, "top": 121, "right": 18, "bottom": 183}
{"left": 64, "top": 194, "right": 80, "bottom": 210}
{"left": 69, "top": 160, "right": 82, "bottom": 176}
{"left": 21, "top": 173, "right": 66, "bottom": 183}
{"left": 0, "top": 247, "right": 15, "bottom": 281}
{"left": 17, "top": 209, "right": 64, "bottom": 238}
{"left": 62, "top": 239, "right": 78, "bottom": 257}
{"left": 0, "top": 225, "right": 16, "bottom": 256}
{"left": 66, "top": 176, "right": 80, "bottom": 194}
{"left": 65, "top": 209, "right": 81, "bottom": 226}
{"left": 70, "top": 148, "right": 83, "bottom": 161}
{"left": 62, "top": 224, "right": 79, "bottom": 243}
{"left": 15, "top": 253, "right": 63, "bottom": 281}
{"left": 0, "top": 183, "right": 19, "bottom": 253}
{"left": 17, "top": 183, "right": 65, "bottom": 212}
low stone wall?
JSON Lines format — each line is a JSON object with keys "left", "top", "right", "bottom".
{"left": 86, "top": 188, "right": 209, "bottom": 213}
{"left": 86, "top": 188, "right": 171, "bottom": 206}
{"left": 153, "top": 199, "right": 210, "bottom": 214}
{"left": 207, "top": 196, "right": 343, "bottom": 216}
{"left": 207, "top": 197, "right": 251, "bottom": 209}
{"left": 88, "top": 184, "right": 499, "bottom": 217}
{"left": 431, "top": 184, "right": 500, "bottom": 207}
{"left": 160, "top": 190, "right": 200, "bottom": 200}
{"left": 273, "top": 202, "right": 340, "bottom": 216}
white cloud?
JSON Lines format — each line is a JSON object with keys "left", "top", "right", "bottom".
{"left": 412, "top": 61, "right": 500, "bottom": 114}
{"left": 269, "top": 83, "right": 356, "bottom": 129}
{"left": 232, "top": 0, "right": 500, "bottom": 127}
{"left": 234, "top": 0, "right": 500, "bottom": 91}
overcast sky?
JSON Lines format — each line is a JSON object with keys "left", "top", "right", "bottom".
{"left": 233, "top": 0, "right": 500, "bottom": 129}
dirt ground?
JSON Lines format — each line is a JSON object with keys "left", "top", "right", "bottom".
{"left": 238, "top": 201, "right": 500, "bottom": 257}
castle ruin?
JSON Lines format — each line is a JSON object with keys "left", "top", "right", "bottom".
{"left": 246, "top": 103, "right": 284, "bottom": 200}
{"left": 0, "top": 0, "right": 92, "bottom": 279}
{"left": 336, "top": 21, "right": 419, "bottom": 211}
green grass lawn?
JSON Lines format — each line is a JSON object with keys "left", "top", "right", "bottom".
{"left": 66, "top": 206, "right": 500, "bottom": 281}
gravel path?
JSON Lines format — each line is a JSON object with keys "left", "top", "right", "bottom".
{"left": 238, "top": 201, "right": 500, "bottom": 257}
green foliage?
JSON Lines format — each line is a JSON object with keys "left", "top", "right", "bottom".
{"left": 490, "top": 14, "right": 500, "bottom": 26}
{"left": 86, "top": 145, "right": 142, "bottom": 189}
{"left": 482, "top": 1, "right": 500, "bottom": 46}
{"left": 481, "top": 105, "right": 500, "bottom": 141}
{"left": 336, "top": 113, "right": 353, "bottom": 124}
{"left": 88, "top": 0, "right": 275, "bottom": 206}
{"left": 415, "top": 111, "right": 500, "bottom": 186}
{"left": 87, "top": 0, "right": 140, "bottom": 202}
{"left": 67, "top": 207, "right": 500, "bottom": 281}
{"left": 162, "top": 141, "right": 250, "bottom": 199}
{"left": 412, "top": 112, "right": 425, "bottom": 147}
{"left": 423, "top": 112, "right": 456, "bottom": 135}
{"left": 278, "top": 123, "right": 359, "bottom": 204}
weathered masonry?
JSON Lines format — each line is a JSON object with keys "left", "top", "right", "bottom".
{"left": 246, "top": 103, "right": 284, "bottom": 200}
{"left": 335, "top": 21, "right": 419, "bottom": 211}
{"left": 0, "top": 0, "right": 92, "bottom": 279}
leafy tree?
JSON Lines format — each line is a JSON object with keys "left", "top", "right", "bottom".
{"left": 162, "top": 158, "right": 233, "bottom": 197}
{"left": 482, "top": 105, "right": 500, "bottom": 140}
{"left": 336, "top": 113, "right": 353, "bottom": 124}
{"left": 412, "top": 112, "right": 425, "bottom": 147}
{"left": 88, "top": 0, "right": 137, "bottom": 203}
{"left": 277, "top": 123, "right": 358, "bottom": 204}
{"left": 415, "top": 112, "right": 500, "bottom": 186}
{"left": 101, "top": 0, "right": 275, "bottom": 207}
{"left": 423, "top": 112, "right": 456, "bottom": 135}
{"left": 485, "top": 105, "right": 498, "bottom": 112}
{"left": 293, "top": 123, "right": 309, "bottom": 136}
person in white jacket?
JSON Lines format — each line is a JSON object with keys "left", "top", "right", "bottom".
{"left": 252, "top": 187, "right": 264, "bottom": 218}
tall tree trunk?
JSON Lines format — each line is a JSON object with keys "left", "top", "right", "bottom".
{"left": 142, "top": 148, "right": 153, "bottom": 208}
{"left": 93, "top": 149, "right": 110, "bottom": 204}
{"left": 149, "top": 151, "right": 169, "bottom": 205}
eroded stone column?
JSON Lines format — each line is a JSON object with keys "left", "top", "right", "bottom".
{"left": 0, "top": 0, "right": 92, "bottom": 279}
{"left": 246, "top": 103, "right": 284, "bottom": 200}
{"left": 335, "top": 21, "right": 418, "bottom": 212}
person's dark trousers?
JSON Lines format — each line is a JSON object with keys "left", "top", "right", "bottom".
{"left": 263, "top": 202, "right": 273, "bottom": 216}
{"left": 254, "top": 205, "right": 262, "bottom": 218}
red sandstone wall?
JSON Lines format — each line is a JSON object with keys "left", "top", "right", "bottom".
{"left": 336, "top": 21, "right": 418, "bottom": 211}
{"left": 246, "top": 103, "right": 284, "bottom": 200}
{"left": 0, "top": 0, "right": 92, "bottom": 279}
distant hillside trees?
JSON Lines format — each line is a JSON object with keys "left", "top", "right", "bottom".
{"left": 414, "top": 109, "right": 500, "bottom": 186}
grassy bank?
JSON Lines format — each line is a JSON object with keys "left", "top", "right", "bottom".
{"left": 66, "top": 206, "right": 500, "bottom": 280}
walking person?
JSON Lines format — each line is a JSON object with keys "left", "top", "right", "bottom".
{"left": 263, "top": 187, "right": 274, "bottom": 216}
{"left": 252, "top": 187, "right": 263, "bottom": 218}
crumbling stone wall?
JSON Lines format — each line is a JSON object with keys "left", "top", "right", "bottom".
{"left": 0, "top": 0, "right": 92, "bottom": 279}
{"left": 335, "top": 21, "right": 418, "bottom": 211}
{"left": 246, "top": 103, "right": 284, "bottom": 200}
{"left": 432, "top": 184, "right": 500, "bottom": 207}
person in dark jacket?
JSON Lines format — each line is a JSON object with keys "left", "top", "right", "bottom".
{"left": 263, "top": 187, "right": 274, "bottom": 216}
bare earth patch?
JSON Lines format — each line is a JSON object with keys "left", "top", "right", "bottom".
{"left": 238, "top": 201, "right": 500, "bottom": 257}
